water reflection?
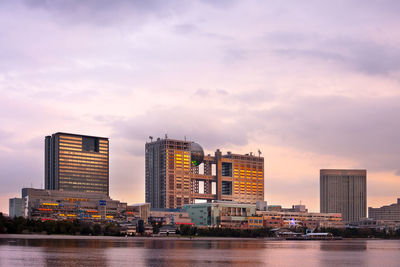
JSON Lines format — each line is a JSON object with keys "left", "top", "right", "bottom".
{"left": 319, "top": 240, "right": 367, "bottom": 251}
{"left": 0, "top": 237, "right": 399, "bottom": 267}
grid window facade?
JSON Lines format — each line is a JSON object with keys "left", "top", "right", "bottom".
{"left": 45, "top": 133, "right": 109, "bottom": 195}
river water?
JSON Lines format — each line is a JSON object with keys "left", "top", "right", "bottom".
{"left": 0, "top": 236, "right": 400, "bottom": 266}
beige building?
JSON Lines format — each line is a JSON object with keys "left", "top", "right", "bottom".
{"left": 150, "top": 209, "right": 193, "bottom": 225}
{"left": 368, "top": 198, "right": 400, "bottom": 221}
{"left": 256, "top": 210, "right": 343, "bottom": 229}
{"left": 320, "top": 169, "right": 366, "bottom": 222}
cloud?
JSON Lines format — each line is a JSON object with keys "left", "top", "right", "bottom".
{"left": 20, "top": 0, "right": 184, "bottom": 26}
{"left": 111, "top": 105, "right": 250, "bottom": 156}
{"left": 266, "top": 31, "right": 400, "bottom": 76}
{"left": 258, "top": 95, "right": 400, "bottom": 172}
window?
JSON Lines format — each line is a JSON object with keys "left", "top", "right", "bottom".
{"left": 82, "top": 137, "right": 99, "bottom": 152}
{"left": 222, "top": 162, "right": 232, "bottom": 177}
{"left": 222, "top": 181, "right": 232, "bottom": 195}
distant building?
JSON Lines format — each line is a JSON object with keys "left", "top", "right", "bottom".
{"left": 9, "top": 198, "right": 23, "bottom": 218}
{"left": 22, "top": 188, "right": 126, "bottom": 221}
{"left": 263, "top": 204, "right": 308, "bottom": 213}
{"left": 290, "top": 205, "right": 307, "bottom": 212}
{"left": 45, "top": 132, "right": 109, "bottom": 195}
{"left": 320, "top": 169, "right": 367, "bottom": 222}
{"left": 126, "top": 203, "right": 150, "bottom": 224}
{"left": 256, "top": 210, "right": 343, "bottom": 229}
{"left": 145, "top": 137, "right": 264, "bottom": 209}
{"left": 149, "top": 208, "right": 193, "bottom": 226}
{"left": 246, "top": 216, "right": 264, "bottom": 228}
{"left": 368, "top": 198, "right": 400, "bottom": 221}
{"left": 184, "top": 201, "right": 256, "bottom": 227}
{"left": 256, "top": 200, "right": 268, "bottom": 211}
{"left": 349, "top": 218, "right": 400, "bottom": 230}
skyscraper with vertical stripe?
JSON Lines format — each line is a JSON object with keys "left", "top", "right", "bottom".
{"left": 320, "top": 169, "right": 366, "bottom": 222}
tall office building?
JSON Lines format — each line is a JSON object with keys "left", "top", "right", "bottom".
{"left": 145, "top": 137, "right": 264, "bottom": 209}
{"left": 320, "top": 169, "right": 366, "bottom": 222}
{"left": 45, "top": 132, "right": 109, "bottom": 195}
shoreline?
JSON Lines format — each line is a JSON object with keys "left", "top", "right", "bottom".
{"left": 0, "top": 234, "right": 277, "bottom": 241}
{"left": 0, "top": 234, "right": 393, "bottom": 241}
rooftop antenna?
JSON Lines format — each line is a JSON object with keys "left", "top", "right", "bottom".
{"left": 258, "top": 149, "right": 262, "bottom": 157}
{"left": 165, "top": 133, "right": 168, "bottom": 139}
{"left": 149, "top": 136, "right": 153, "bottom": 142}
{"left": 184, "top": 136, "right": 186, "bottom": 141}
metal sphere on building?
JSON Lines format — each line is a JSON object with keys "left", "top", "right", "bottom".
{"left": 190, "top": 142, "right": 204, "bottom": 166}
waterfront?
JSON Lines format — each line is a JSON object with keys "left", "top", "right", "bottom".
{"left": 0, "top": 236, "right": 400, "bottom": 266}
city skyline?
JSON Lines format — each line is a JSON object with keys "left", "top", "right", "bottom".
{"left": 1, "top": 1, "right": 400, "bottom": 214}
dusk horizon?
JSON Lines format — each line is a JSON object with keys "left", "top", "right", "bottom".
{"left": 2, "top": 0, "right": 400, "bottom": 215}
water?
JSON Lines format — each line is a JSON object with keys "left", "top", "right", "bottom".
{"left": 0, "top": 236, "right": 400, "bottom": 266}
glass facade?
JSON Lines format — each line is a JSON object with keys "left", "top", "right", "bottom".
{"left": 45, "top": 133, "right": 109, "bottom": 195}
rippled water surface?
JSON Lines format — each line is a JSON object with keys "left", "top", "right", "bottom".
{"left": 1, "top": 236, "right": 400, "bottom": 266}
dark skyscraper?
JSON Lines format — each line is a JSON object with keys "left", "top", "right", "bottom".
{"left": 320, "top": 169, "right": 366, "bottom": 222}
{"left": 145, "top": 137, "right": 264, "bottom": 209}
{"left": 45, "top": 132, "right": 109, "bottom": 195}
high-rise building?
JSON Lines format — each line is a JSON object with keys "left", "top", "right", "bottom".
{"left": 45, "top": 132, "right": 109, "bottom": 195}
{"left": 368, "top": 198, "right": 400, "bottom": 221}
{"left": 145, "top": 137, "right": 264, "bottom": 209}
{"left": 320, "top": 169, "right": 367, "bottom": 222}
{"left": 9, "top": 197, "right": 23, "bottom": 218}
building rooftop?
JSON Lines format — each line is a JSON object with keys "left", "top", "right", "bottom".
{"left": 49, "top": 132, "right": 109, "bottom": 140}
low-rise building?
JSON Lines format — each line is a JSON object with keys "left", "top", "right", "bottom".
{"left": 264, "top": 218, "right": 284, "bottom": 228}
{"left": 9, "top": 198, "right": 23, "bottom": 218}
{"left": 347, "top": 218, "right": 400, "bottom": 231}
{"left": 150, "top": 208, "right": 193, "bottom": 226}
{"left": 22, "top": 188, "right": 127, "bottom": 222}
{"left": 247, "top": 216, "right": 263, "bottom": 228}
{"left": 184, "top": 201, "right": 256, "bottom": 227}
{"left": 257, "top": 210, "right": 343, "bottom": 229}
{"left": 368, "top": 198, "right": 400, "bottom": 221}
{"left": 256, "top": 201, "right": 268, "bottom": 211}
{"left": 126, "top": 203, "right": 150, "bottom": 223}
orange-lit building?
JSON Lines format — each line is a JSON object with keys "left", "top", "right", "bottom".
{"left": 145, "top": 138, "right": 264, "bottom": 209}
{"left": 22, "top": 188, "right": 126, "bottom": 222}
{"left": 246, "top": 216, "right": 264, "bottom": 228}
{"left": 45, "top": 132, "right": 109, "bottom": 195}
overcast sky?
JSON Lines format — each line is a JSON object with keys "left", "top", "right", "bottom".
{"left": 1, "top": 0, "right": 400, "bottom": 213}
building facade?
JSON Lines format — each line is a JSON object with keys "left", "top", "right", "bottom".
{"left": 145, "top": 137, "right": 264, "bottom": 209}
{"left": 9, "top": 198, "right": 23, "bottom": 218}
{"left": 184, "top": 201, "right": 256, "bottom": 227}
{"left": 368, "top": 198, "right": 400, "bottom": 221}
{"left": 149, "top": 208, "right": 193, "bottom": 226}
{"left": 257, "top": 210, "right": 343, "bottom": 229}
{"left": 320, "top": 169, "right": 367, "bottom": 222}
{"left": 126, "top": 203, "right": 151, "bottom": 224}
{"left": 22, "top": 188, "right": 126, "bottom": 222}
{"left": 45, "top": 132, "right": 109, "bottom": 195}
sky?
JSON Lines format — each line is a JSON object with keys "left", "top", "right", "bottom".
{"left": 1, "top": 0, "right": 400, "bottom": 214}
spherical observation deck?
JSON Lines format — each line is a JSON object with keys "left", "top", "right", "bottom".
{"left": 190, "top": 142, "right": 204, "bottom": 166}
